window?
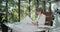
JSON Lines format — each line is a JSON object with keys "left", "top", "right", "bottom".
{"left": 20, "top": 0, "right": 29, "bottom": 21}
{"left": 20, "top": 0, "right": 37, "bottom": 21}
{"left": 7, "top": 0, "right": 18, "bottom": 22}
{"left": 1, "top": 0, "right": 51, "bottom": 23}
{"left": 0, "top": 0, "right": 6, "bottom": 22}
{"left": 0, "top": 0, "right": 6, "bottom": 12}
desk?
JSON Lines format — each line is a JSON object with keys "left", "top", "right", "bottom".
{"left": 4, "top": 22, "right": 54, "bottom": 32}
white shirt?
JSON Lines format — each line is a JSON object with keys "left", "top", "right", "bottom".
{"left": 35, "top": 14, "right": 46, "bottom": 26}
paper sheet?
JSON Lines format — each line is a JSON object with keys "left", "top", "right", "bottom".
{"left": 20, "top": 16, "right": 32, "bottom": 24}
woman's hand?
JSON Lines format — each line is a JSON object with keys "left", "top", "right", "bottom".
{"left": 32, "top": 22, "right": 37, "bottom": 25}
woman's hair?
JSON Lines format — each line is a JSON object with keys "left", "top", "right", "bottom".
{"left": 36, "top": 8, "right": 43, "bottom": 13}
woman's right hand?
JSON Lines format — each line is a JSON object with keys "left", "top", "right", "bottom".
{"left": 32, "top": 22, "right": 37, "bottom": 25}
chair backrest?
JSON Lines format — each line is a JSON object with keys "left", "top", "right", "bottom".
{"left": 44, "top": 12, "right": 51, "bottom": 26}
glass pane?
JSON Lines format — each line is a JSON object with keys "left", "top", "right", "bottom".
{"left": 0, "top": 0, "right": 6, "bottom": 12}
{"left": 30, "top": 0, "right": 37, "bottom": 20}
{"left": 8, "top": 0, "right": 18, "bottom": 23}
{"left": 0, "top": 0, "right": 6, "bottom": 28}
{"left": 0, "top": 0, "right": 6, "bottom": 22}
{"left": 20, "top": 0, "right": 29, "bottom": 21}
{"left": 46, "top": 3, "right": 50, "bottom": 12}
{"left": 20, "top": 0, "right": 37, "bottom": 21}
{"left": 39, "top": 1, "right": 43, "bottom": 8}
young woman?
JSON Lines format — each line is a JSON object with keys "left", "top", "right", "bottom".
{"left": 32, "top": 8, "right": 46, "bottom": 32}
{"left": 32, "top": 8, "right": 46, "bottom": 26}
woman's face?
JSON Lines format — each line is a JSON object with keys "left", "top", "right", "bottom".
{"left": 37, "top": 11, "right": 41, "bottom": 15}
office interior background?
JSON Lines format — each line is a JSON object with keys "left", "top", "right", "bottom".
{"left": 0, "top": 0, "right": 60, "bottom": 32}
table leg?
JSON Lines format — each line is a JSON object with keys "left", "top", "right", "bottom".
{"left": 1, "top": 24, "right": 8, "bottom": 32}
{"left": 10, "top": 29, "right": 12, "bottom": 32}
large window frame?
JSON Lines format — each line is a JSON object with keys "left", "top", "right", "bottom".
{"left": 5, "top": 0, "right": 52, "bottom": 23}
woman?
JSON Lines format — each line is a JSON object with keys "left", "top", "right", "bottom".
{"left": 32, "top": 8, "right": 46, "bottom": 26}
{"left": 32, "top": 8, "right": 46, "bottom": 32}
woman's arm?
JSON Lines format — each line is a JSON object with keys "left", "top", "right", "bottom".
{"left": 32, "top": 16, "right": 39, "bottom": 25}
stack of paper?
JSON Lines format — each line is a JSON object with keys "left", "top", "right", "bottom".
{"left": 20, "top": 16, "right": 32, "bottom": 24}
